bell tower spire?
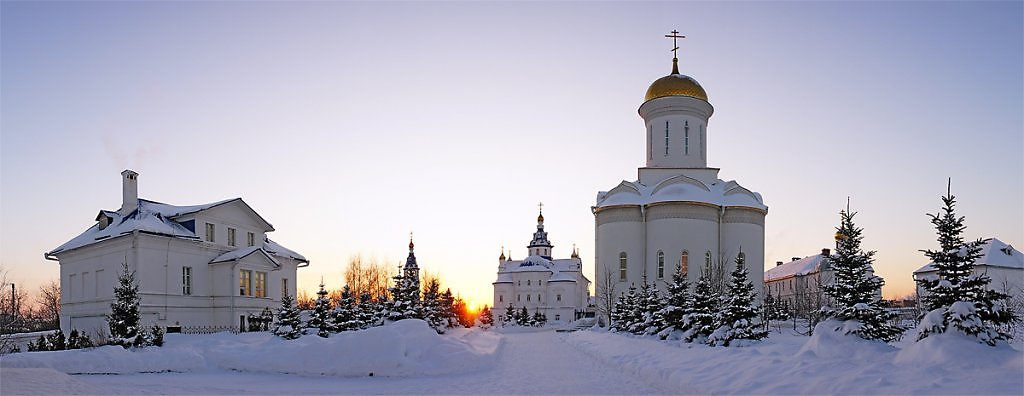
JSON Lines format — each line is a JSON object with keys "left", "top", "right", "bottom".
{"left": 527, "top": 203, "right": 554, "bottom": 259}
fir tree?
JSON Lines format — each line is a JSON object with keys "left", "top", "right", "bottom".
{"left": 356, "top": 290, "right": 380, "bottom": 329}
{"left": 479, "top": 306, "right": 494, "bottom": 328}
{"left": 441, "top": 289, "right": 458, "bottom": 328}
{"left": 386, "top": 272, "right": 420, "bottom": 322}
{"left": 503, "top": 303, "right": 517, "bottom": 326}
{"left": 532, "top": 310, "right": 547, "bottom": 327}
{"left": 916, "top": 184, "right": 1016, "bottom": 345}
{"left": 107, "top": 261, "right": 141, "bottom": 347}
{"left": 616, "top": 284, "right": 640, "bottom": 333}
{"left": 656, "top": 264, "right": 693, "bottom": 340}
{"left": 307, "top": 282, "right": 334, "bottom": 337}
{"left": 519, "top": 306, "right": 530, "bottom": 326}
{"left": 708, "top": 252, "right": 768, "bottom": 346}
{"left": 334, "top": 285, "right": 360, "bottom": 331}
{"left": 821, "top": 209, "right": 903, "bottom": 342}
{"left": 421, "top": 278, "right": 447, "bottom": 332}
{"left": 610, "top": 292, "right": 626, "bottom": 332}
{"left": 273, "top": 291, "right": 303, "bottom": 339}
{"left": 686, "top": 272, "right": 719, "bottom": 343}
{"left": 637, "top": 277, "right": 665, "bottom": 335}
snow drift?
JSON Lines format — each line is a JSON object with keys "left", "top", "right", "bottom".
{"left": 1, "top": 320, "right": 501, "bottom": 377}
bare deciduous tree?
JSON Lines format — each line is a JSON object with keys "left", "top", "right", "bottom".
{"left": 35, "top": 280, "right": 61, "bottom": 330}
{"left": 343, "top": 255, "right": 394, "bottom": 302}
{"left": 596, "top": 268, "right": 618, "bottom": 327}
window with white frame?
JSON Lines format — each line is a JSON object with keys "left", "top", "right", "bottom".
{"left": 557, "top": 294, "right": 562, "bottom": 302}
{"left": 619, "top": 252, "right": 628, "bottom": 281}
{"left": 282, "top": 278, "right": 289, "bottom": 297}
{"left": 681, "top": 251, "right": 689, "bottom": 276}
{"left": 255, "top": 272, "right": 266, "bottom": 298}
{"left": 205, "top": 223, "right": 215, "bottom": 242}
{"left": 664, "top": 121, "right": 670, "bottom": 156}
{"left": 247, "top": 232, "right": 255, "bottom": 247}
{"left": 228, "top": 228, "right": 236, "bottom": 247}
{"left": 240, "top": 270, "right": 252, "bottom": 296}
{"left": 182, "top": 266, "right": 192, "bottom": 295}
{"left": 657, "top": 250, "right": 665, "bottom": 279}
{"left": 684, "top": 120, "right": 689, "bottom": 155}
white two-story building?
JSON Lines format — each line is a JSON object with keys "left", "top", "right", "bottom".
{"left": 45, "top": 170, "right": 308, "bottom": 335}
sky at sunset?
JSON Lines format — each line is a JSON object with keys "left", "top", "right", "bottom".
{"left": 2, "top": 1, "right": 1021, "bottom": 307}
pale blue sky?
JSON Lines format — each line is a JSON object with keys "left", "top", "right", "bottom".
{"left": 2, "top": 1, "right": 1021, "bottom": 305}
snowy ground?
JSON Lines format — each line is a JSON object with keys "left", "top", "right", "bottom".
{"left": 2, "top": 320, "right": 1022, "bottom": 395}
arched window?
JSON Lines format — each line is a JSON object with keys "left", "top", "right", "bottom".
{"left": 705, "top": 251, "right": 712, "bottom": 271}
{"left": 619, "top": 252, "right": 628, "bottom": 282}
{"left": 664, "top": 121, "right": 670, "bottom": 156}
{"left": 527, "top": 280, "right": 531, "bottom": 286}
{"left": 657, "top": 251, "right": 665, "bottom": 279}
{"left": 499, "top": 295, "right": 503, "bottom": 302}
{"left": 684, "top": 120, "right": 689, "bottom": 155}
{"left": 680, "top": 250, "right": 689, "bottom": 276}
{"left": 527, "top": 294, "right": 531, "bottom": 301}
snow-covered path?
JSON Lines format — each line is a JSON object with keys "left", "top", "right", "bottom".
{"left": 70, "top": 329, "right": 666, "bottom": 395}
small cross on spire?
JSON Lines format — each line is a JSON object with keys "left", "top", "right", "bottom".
{"left": 665, "top": 30, "right": 685, "bottom": 59}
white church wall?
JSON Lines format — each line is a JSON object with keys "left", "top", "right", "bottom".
{"left": 720, "top": 215, "right": 765, "bottom": 300}
{"left": 595, "top": 213, "right": 644, "bottom": 292}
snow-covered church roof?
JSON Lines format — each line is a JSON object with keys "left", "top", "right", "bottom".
{"left": 494, "top": 255, "right": 585, "bottom": 284}
{"left": 914, "top": 238, "right": 1022, "bottom": 273}
{"left": 595, "top": 175, "right": 766, "bottom": 211}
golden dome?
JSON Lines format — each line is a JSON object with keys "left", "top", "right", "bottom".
{"left": 644, "top": 58, "right": 708, "bottom": 102}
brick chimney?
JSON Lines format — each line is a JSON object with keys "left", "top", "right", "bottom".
{"left": 821, "top": 248, "right": 831, "bottom": 257}
{"left": 121, "top": 170, "right": 139, "bottom": 215}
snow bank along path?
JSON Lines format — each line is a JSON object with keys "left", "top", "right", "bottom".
{"left": 565, "top": 326, "right": 1024, "bottom": 395}
{"left": 2, "top": 325, "right": 666, "bottom": 395}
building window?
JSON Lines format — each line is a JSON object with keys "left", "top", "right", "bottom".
{"left": 247, "top": 232, "right": 255, "bottom": 247}
{"left": 527, "top": 294, "right": 531, "bottom": 301}
{"left": 282, "top": 278, "right": 289, "bottom": 297}
{"left": 557, "top": 294, "right": 562, "bottom": 302}
{"left": 705, "top": 251, "right": 712, "bottom": 271}
{"left": 664, "top": 121, "right": 670, "bottom": 156}
{"left": 255, "top": 272, "right": 266, "bottom": 298}
{"left": 94, "top": 269, "right": 103, "bottom": 297}
{"left": 528, "top": 280, "right": 531, "bottom": 286}
{"left": 517, "top": 294, "right": 521, "bottom": 302}
{"left": 555, "top": 314, "right": 560, "bottom": 321}
{"left": 619, "top": 252, "right": 628, "bottom": 281}
{"left": 537, "top": 294, "right": 541, "bottom": 302}
{"left": 205, "top": 223, "right": 215, "bottom": 242}
{"left": 684, "top": 120, "right": 689, "bottom": 155}
{"left": 657, "top": 251, "right": 665, "bottom": 279}
{"left": 182, "top": 266, "right": 192, "bottom": 295}
{"left": 228, "top": 228, "right": 237, "bottom": 247}
{"left": 239, "top": 270, "right": 252, "bottom": 296}
{"left": 680, "top": 251, "right": 689, "bottom": 276}
{"left": 499, "top": 295, "right": 504, "bottom": 302}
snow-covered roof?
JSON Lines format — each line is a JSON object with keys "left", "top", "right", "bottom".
{"left": 210, "top": 246, "right": 280, "bottom": 267}
{"left": 595, "top": 175, "right": 766, "bottom": 210}
{"left": 47, "top": 199, "right": 302, "bottom": 262}
{"left": 764, "top": 253, "right": 829, "bottom": 282}
{"left": 914, "top": 238, "right": 1023, "bottom": 274}
{"left": 48, "top": 204, "right": 199, "bottom": 256}
{"left": 264, "top": 238, "right": 309, "bottom": 263}
{"left": 494, "top": 255, "right": 584, "bottom": 283}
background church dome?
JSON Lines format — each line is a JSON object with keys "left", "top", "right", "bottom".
{"left": 644, "top": 59, "right": 708, "bottom": 102}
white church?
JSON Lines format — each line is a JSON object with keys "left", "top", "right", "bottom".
{"left": 46, "top": 170, "right": 308, "bottom": 334}
{"left": 593, "top": 42, "right": 768, "bottom": 310}
{"left": 492, "top": 208, "right": 591, "bottom": 325}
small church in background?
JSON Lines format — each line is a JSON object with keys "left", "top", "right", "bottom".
{"left": 492, "top": 206, "right": 591, "bottom": 325}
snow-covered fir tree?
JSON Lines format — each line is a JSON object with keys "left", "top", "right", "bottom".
{"left": 686, "top": 272, "right": 719, "bottom": 343}
{"left": 655, "top": 264, "right": 693, "bottom": 340}
{"left": 637, "top": 277, "right": 665, "bottom": 335}
{"left": 532, "top": 310, "right": 548, "bottom": 327}
{"left": 610, "top": 292, "right": 627, "bottom": 332}
{"left": 334, "top": 285, "right": 361, "bottom": 331}
{"left": 357, "top": 291, "right": 379, "bottom": 329}
{"left": 821, "top": 209, "right": 903, "bottom": 342}
{"left": 708, "top": 252, "right": 768, "bottom": 346}
{"left": 615, "top": 284, "right": 640, "bottom": 333}
{"left": 107, "top": 261, "right": 142, "bottom": 346}
{"left": 440, "top": 288, "right": 458, "bottom": 328}
{"left": 479, "top": 305, "right": 494, "bottom": 328}
{"left": 385, "top": 272, "right": 420, "bottom": 322}
{"left": 273, "top": 291, "right": 303, "bottom": 339}
{"left": 421, "top": 278, "right": 447, "bottom": 333}
{"left": 307, "top": 282, "right": 334, "bottom": 337}
{"left": 916, "top": 184, "right": 1016, "bottom": 345}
